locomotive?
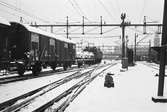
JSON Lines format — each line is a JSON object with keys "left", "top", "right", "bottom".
{"left": 76, "top": 47, "right": 103, "bottom": 67}
{"left": 76, "top": 51, "right": 94, "bottom": 67}
{"left": 0, "top": 21, "right": 76, "bottom": 75}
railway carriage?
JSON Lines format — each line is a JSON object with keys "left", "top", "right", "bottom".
{"left": 0, "top": 21, "right": 76, "bottom": 75}
{"left": 0, "top": 18, "right": 10, "bottom": 71}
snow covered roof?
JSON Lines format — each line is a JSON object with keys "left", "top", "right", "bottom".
{"left": 0, "top": 17, "right": 10, "bottom": 26}
{"left": 76, "top": 51, "right": 94, "bottom": 58}
{"left": 55, "top": 34, "right": 76, "bottom": 44}
{"left": 11, "top": 22, "right": 75, "bottom": 44}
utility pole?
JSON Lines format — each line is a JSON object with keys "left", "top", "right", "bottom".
{"left": 121, "top": 13, "right": 126, "bottom": 68}
{"left": 100, "top": 16, "right": 103, "bottom": 34}
{"left": 134, "top": 33, "right": 138, "bottom": 62}
{"left": 82, "top": 16, "right": 85, "bottom": 35}
{"left": 152, "top": 0, "right": 167, "bottom": 102}
{"left": 125, "top": 35, "right": 129, "bottom": 59}
{"left": 148, "top": 40, "right": 151, "bottom": 61}
{"left": 66, "top": 16, "right": 69, "bottom": 39}
{"left": 143, "top": 16, "right": 147, "bottom": 34}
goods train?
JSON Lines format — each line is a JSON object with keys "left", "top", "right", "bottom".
{"left": 0, "top": 20, "right": 103, "bottom": 75}
{"left": 0, "top": 21, "right": 76, "bottom": 75}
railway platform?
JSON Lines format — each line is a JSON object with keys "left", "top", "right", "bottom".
{"left": 65, "top": 62, "right": 167, "bottom": 112}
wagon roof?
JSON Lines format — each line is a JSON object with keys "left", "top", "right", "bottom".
{"left": 0, "top": 16, "right": 10, "bottom": 26}
{"left": 11, "top": 22, "right": 76, "bottom": 44}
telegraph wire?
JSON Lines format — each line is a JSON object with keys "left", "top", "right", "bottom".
{"left": 85, "top": 27, "right": 99, "bottom": 33}
{"left": 54, "top": 27, "right": 66, "bottom": 33}
{"left": 70, "top": 35, "right": 120, "bottom": 38}
{"left": 69, "top": 27, "right": 81, "bottom": 33}
{"left": 137, "top": 35, "right": 151, "bottom": 44}
{"left": 103, "top": 26, "right": 120, "bottom": 34}
{"left": 96, "top": 0, "right": 117, "bottom": 22}
{"left": 0, "top": 1, "right": 51, "bottom": 23}
{"left": 127, "top": 27, "right": 144, "bottom": 34}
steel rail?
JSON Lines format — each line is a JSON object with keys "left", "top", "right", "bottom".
{"left": 1, "top": 65, "right": 99, "bottom": 112}
{"left": 33, "top": 63, "right": 117, "bottom": 112}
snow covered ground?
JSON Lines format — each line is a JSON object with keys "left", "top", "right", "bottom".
{"left": 65, "top": 62, "right": 167, "bottom": 112}
{"left": 0, "top": 64, "right": 98, "bottom": 105}
{"left": 0, "top": 71, "right": 77, "bottom": 103}
{"left": 0, "top": 65, "right": 77, "bottom": 78}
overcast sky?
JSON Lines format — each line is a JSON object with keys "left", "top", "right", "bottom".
{"left": 0, "top": 0, "right": 164, "bottom": 46}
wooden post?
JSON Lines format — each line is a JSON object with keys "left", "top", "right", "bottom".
{"left": 157, "top": 0, "right": 167, "bottom": 97}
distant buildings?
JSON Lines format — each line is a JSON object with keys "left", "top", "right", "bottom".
{"left": 153, "top": 34, "right": 161, "bottom": 47}
{"left": 75, "top": 34, "right": 161, "bottom": 61}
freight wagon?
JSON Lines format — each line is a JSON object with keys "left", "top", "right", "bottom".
{"left": 0, "top": 21, "right": 76, "bottom": 75}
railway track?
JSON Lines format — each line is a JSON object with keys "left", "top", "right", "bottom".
{"left": 0, "top": 63, "right": 116, "bottom": 112}
{"left": 42, "top": 63, "right": 115, "bottom": 112}
{"left": 0, "top": 65, "right": 97, "bottom": 84}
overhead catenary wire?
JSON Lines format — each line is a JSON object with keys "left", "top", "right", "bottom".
{"left": 54, "top": 27, "right": 66, "bottom": 33}
{"left": 69, "top": 27, "right": 81, "bottom": 33}
{"left": 68, "top": 0, "right": 83, "bottom": 17}
{"left": 85, "top": 27, "right": 99, "bottom": 33}
{"left": 136, "top": 35, "right": 152, "bottom": 44}
{"left": 127, "top": 26, "right": 159, "bottom": 35}
{"left": 96, "top": 0, "right": 117, "bottom": 22}
{"left": 68, "top": 0, "right": 91, "bottom": 22}
{"left": 72, "top": 0, "right": 90, "bottom": 21}
{"left": 70, "top": 35, "right": 120, "bottom": 38}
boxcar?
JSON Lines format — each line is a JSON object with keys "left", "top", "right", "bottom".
{"left": 0, "top": 22, "right": 76, "bottom": 75}
{"left": 0, "top": 18, "right": 10, "bottom": 71}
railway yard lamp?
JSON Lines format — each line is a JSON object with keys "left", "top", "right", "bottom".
{"left": 120, "top": 13, "right": 130, "bottom": 69}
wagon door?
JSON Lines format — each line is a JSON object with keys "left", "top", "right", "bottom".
{"left": 39, "top": 35, "right": 49, "bottom": 62}
{"left": 56, "top": 40, "right": 61, "bottom": 64}
{"left": 49, "top": 38, "right": 56, "bottom": 62}
{"left": 60, "top": 41, "right": 64, "bottom": 63}
{"left": 0, "top": 26, "right": 9, "bottom": 61}
{"left": 64, "top": 42, "right": 68, "bottom": 62}
{"left": 72, "top": 44, "right": 76, "bottom": 62}
{"left": 30, "top": 33, "right": 39, "bottom": 62}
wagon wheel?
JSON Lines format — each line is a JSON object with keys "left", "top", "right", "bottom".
{"left": 51, "top": 65, "right": 56, "bottom": 71}
{"left": 17, "top": 64, "right": 25, "bottom": 76}
{"left": 63, "top": 64, "right": 67, "bottom": 71}
{"left": 32, "top": 64, "right": 41, "bottom": 75}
